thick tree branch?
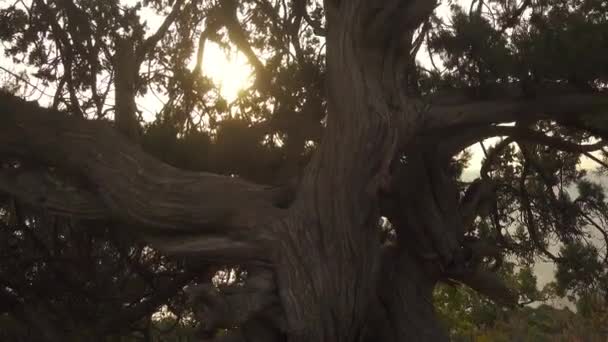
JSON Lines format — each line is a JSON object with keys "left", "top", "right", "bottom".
{"left": 0, "top": 168, "right": 105, "bottom": 219}
{"left": 113, "top": 0, "right": 186, "bottom": 140}
{"left": 465, "top": 125, "right": 606, "bottom": 153}
{"left": 375, "top": 245, "right": 448, "bottom": 340}
{"left": 459, "top": 178, "right": 497, "bottom": 229}
{"left": 114, "top": 38, "right": 142, "bottom": 140}
{"left": 424, "top": 93, "right": 608, "bottom": 129}
{"left": 438, "top": 123, "right": 606, "bottom": 159}
{"left": 220, "top": 1, "right": 268, "bottom": 85}
{"left": 448, "top": 269, "right": 517, "bottom": 307}
{"left": 0, "top": 93, "right": 286, "bottom": 246}
{"left": 193, "top": 20, "right": 221, "bottom": 76}
{"left": 137, "top": 0, "right": 187, "bottom": 62}
{"left": 381, "top": 150, "right": 463, "bottom": 267}
{"left": 269, "top": 2, "right": 443, "bottom": 339}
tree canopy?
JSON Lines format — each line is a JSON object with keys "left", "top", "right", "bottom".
{"left": 0, "top": 0, "right": 607, "bottom": 341}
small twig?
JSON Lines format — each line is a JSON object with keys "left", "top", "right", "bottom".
{"left": 583, "top": 151, "right": 608, "bottom": 170}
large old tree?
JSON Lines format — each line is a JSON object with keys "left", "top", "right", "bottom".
{"left": 1, "top": 0, "right": 608, "bottom": 340}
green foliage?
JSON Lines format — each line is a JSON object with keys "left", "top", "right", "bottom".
{"left": 555, "top": 241, "right": 605, "bottom": 298}
{"left": 429, "top": 5, "right": 514, "bottom": 91}
{"left": 436, "top": 291, "right": 608, "bottom": 342}
{"left": 434, "top": 261, "right": 548, "bottom": 338}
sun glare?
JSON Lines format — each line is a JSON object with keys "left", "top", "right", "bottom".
{"left": 201, "top": 43, "right": 253, "bottom": 103}
{"left": 121, "top": 0, "right": 253, "bottom": 111}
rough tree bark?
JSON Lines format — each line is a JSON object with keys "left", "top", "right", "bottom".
{"left": 269, "top": 1, "right": 447, "bottom": 340}
{"left": 1, "top": 0, "right": 608, "bottom": 341}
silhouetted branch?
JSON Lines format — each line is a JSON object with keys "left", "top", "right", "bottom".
{"left": 518, "top": 160, "right": 561, "bottom": 262}
{"left": 424, "top": 93, "right": 608, "bottom": 129}
{"left": 137, "top": 0, "right": 187, "bottom": 62}
{"left": 0, "top": 92, "right": 286, "bottom": 260}
{"left": 448, "top": 269, "right": 517, "bottom": 307}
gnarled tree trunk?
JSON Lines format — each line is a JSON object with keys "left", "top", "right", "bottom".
{"left": 5, "top": 0, "right": 607, "bottom": 341}
{"left": 268, "top": 1, "right": 447, "bottom": 341}
{"left": 0, "top": 1, "right": 454, "bottom": 340}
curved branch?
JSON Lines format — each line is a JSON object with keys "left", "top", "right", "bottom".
{"left": 0, "top": 168, "right": 105, "bottom": 219}
{"left": 459, "top": 178, "right": 496, "bottom": 229}
{"left": 424, "top": 93, "right": 608, "bottom": 130}
{"left": 480, "top": 137, "right": 515, "bottom": 178}
{"left": 221, "top": 1, "right": 266, "bottom": 78}
{"left": 518, "top": 160, "right": 561, "bottom": 262}
{"left": 439, "top": 124, "right": 606, "bottom": 158}
{"left": 193, "top": 20, "right": 221, "bottom": 76}
{"left": 0, "top": 93, "right": 286, "bottom": 246}
{"left": 471, "top": 126, "right": 607, "bottom": 153}
{"left": 381, "top": 150, "right": 463, "bottom": 265}
{"left": 448, "top": 269, "right": 517, "bottom": 307}
{"left": 137, "top": 0, "right": 187, "bottom": 62}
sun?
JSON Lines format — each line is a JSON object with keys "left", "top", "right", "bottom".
{"left": 201, "top": 42, "right": 253, "bottom": 103}
{"left": 136, "top": 41, "right": 253, "bottom": 121}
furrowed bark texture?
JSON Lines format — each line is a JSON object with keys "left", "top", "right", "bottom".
{"left": 0, "top": 0, "right": 558, "bottom": 340}
{"left": 0, "top": 0, "right": 451, "bottom": 340}
{"left": 375, "top": 246, "right": 447, "bottom": 341}
{"left": 271, "top": 1, "right": 446, "bottom": 341}
{"left": 0, "top": 93, "right": 286, "bottom": 261}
